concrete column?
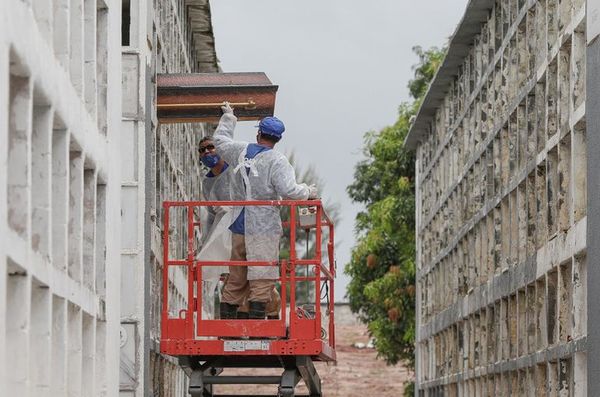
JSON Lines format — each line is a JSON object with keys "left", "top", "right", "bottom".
{"left": 586, "top": 1, "right": 600, "bottom": 395}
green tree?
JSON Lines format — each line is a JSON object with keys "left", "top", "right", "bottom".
{"left": 345, "top": 46, "right": 445, "bottom": 374}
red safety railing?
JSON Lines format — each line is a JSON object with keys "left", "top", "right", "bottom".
{"left": 160, "top": 200, "right": 336, "bottom": 361}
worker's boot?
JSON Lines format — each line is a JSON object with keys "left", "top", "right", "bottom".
{"left": 248, "top": 301, "right": 267, "bottom": 320}
{"left": 219, "top": 302, "right": 238, "bottom": 319}
{"left": 267, "top": 314, "right": 280, "bottom": 320}
{"left": 237, "top": 311, "right": 249, "bottom": 319}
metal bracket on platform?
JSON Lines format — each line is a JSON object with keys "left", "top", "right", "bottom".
{"left": 279, "top": 367, "right": 301, "bottom": 397}
{"left": 295, "top": 356, "right": 321, "bottom": 396}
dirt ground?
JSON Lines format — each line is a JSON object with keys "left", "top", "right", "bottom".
{"left": 214, "top": 322, "right": 412, "bottom": 396}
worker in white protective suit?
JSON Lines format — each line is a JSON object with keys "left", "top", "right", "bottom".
{"left": 213, "top": 102, "right": 318, "bottom": 320}
{"left": 197, "top": 136, "right": 281, "bottom": 320}
{"left": 197, "top": 136, "right": 233, "bottom": 320}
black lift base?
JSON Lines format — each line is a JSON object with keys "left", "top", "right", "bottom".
{"left": 179, "top": 355, "right": 322, "bottom": 397}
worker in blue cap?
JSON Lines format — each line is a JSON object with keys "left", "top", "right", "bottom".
{"left": 197, "top": 135, "right": 282, "bottom": 320}
{"left": 213, "top": 103, "right": 318, "bottom": 321}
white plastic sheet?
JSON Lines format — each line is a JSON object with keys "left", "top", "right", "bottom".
{"left": 196, "top": 207, "right": 233, "bottom": 319}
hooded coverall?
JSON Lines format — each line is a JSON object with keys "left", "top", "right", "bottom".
{"left": 213, "top": 113, "right": 311, "bottom": 307}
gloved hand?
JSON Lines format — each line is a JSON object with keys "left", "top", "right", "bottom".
{"left": 308, "top": 184, "right": 318, "bottom": 199}
{"left": 221, "top": 101, "right": 234, "bottom": 114}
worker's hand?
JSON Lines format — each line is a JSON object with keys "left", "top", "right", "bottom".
{"left": 308, "top": 184, "right": 318, "bottom": 199}
{"left": 221, "top": 102, "right": 234, "bottom": 115}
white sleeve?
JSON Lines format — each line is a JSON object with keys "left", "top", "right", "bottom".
{"left": 271, "top": 156, "right": 310, "bottom": 200}
{"left": 214, "top": 113, "right": 237, "bottom": 143}
{"left": 213, "top": 113, "right": 247, "bottom": 165}
{"left": 201, "top": 179, "right": 216, "bottom": 229}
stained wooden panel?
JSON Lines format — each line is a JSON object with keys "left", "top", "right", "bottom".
{"left": 157, "top": 72, "right": 278, "bottom": 123}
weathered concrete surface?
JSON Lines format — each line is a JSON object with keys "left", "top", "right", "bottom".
{"left": 119, "top": 1, "right": 219, "bottom": 396}
{"left": 585, "top": 5, "right": 600, "bottom": 394}
{"left": 409, "top": 0, "right": 589, "bottom": 394}
{"left": 0, "top": 0, "right": 123, "bottom": 395}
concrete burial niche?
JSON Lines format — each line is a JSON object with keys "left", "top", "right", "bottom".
{"left": 157, "top": 72, "right": 278, "bottom": 123}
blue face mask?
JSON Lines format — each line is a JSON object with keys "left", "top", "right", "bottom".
{"left": 201, "top": 153, "right": 220, "bottom": 168}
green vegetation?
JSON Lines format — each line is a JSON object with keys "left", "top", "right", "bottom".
{"left": 345, "top": 46, "right": 445, "bottom": 378}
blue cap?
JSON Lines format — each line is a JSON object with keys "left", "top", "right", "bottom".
{"left": 258, "top": 117, "right": 285, "bottom": 138}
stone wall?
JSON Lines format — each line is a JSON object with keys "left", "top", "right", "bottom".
{"left": 119, "top": 0, "right": 218, "bottom": 396}
{"left": 0, "top": 0, "right": 123, "bottom": 395}
{"left": 408, "top": 0, "right": 588, "bottom": 395}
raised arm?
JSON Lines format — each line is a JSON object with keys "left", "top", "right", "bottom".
{"left": 213, "top": 103, "right": 246, "bottom": 165}
{"left": 213, "top": 112, "right": 238, "bottom": 145}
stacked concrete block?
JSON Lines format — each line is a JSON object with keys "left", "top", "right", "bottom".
{"left": 119, "top": 0, "right": 218, "bottom": 396}
{"left": 406, "top": 0, "right": 590, "bottom": 395}
{"left": 0, "top": 0, "right": 122, "bottom": 395}
{"left": 1, "top": 0, "right": 217, "bottom": 395}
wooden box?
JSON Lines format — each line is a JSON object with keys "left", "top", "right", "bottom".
{"left": 157, "top": 72, "right": 278, "bottom": 123}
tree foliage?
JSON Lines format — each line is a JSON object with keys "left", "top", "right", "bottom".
{"left": 345, "top": 46, "right": 445, "bottom": 369}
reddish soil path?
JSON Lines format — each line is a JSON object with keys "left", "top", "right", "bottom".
{"left": 214, "top": 323, "right": 412, "bottom": 396}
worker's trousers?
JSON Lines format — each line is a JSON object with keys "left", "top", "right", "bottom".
{"left": 221, "top": 233, "right": 276, "bottom": 306}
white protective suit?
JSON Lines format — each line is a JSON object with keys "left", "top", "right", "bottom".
{"left": 202, "top": 170, "right": 232, "bottom": 232}
{"left": 197, "top": 165, "right": 234, "bottom": 319}
{"left": 198, "top": 167, "right": 234, "bottom": 280}
{"left": 213, "top": 113, "right": 311, "bottom": 280}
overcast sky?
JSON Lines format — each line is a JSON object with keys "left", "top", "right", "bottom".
{"left": 210, "top": 0, "right": 470, "bottom": 301}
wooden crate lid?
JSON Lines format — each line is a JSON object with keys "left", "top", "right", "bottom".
{"left": 157, "top": 72, "right": 278, "bottom": 123}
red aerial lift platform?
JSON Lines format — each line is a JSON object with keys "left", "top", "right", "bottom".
{"left": 160, "top": 200, "right": 336, "bottom": 397}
